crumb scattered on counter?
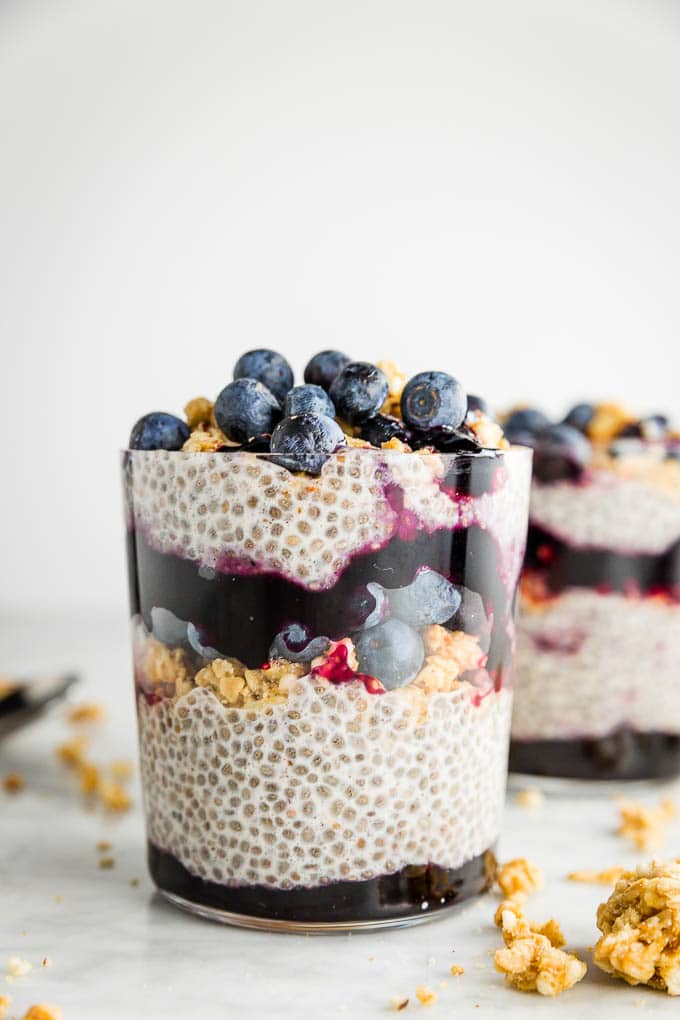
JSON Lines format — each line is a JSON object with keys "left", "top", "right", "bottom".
{"left": 450, "top": 965, "right": 464, "bottom": 976}
{"left": 514, "top": 789, "right": 544, "bottom": 810}
{"left": 56, "top": 736, "right": 132, "bottom": 814}
{"left": 129, "top": 878, "right": 140, "bottom": 888}
{"left": 41, "top": 958, "right": 51, "bottom": 969}
{"left": 497, "top": 858, "right": 544, "bottom": 898}
{"left": 98, "top": 857, "right": 115, "bottom": 870}
{"left": 109, "top": 759, "right": 133, "bottom": 782}
{"left": 568, "top": 867, "right": 627, "bottom": 885}
{"left": 494, "top": 901, "right": 586, "bottom": 996}
{"left": 7, "top": 958, "right": 32, "bottom": 978}
{"left": 22, "top": 1005, "right": 63, "bottom": 1020}
{"left": 3, "top": 772, "right": 25, "bottom": 794}
{"left": 415, "top": 986, "right": 437, "bottom": 1006}
{"left": 67, "top": 702, "right": 105, "bottom": 724}
{"left": 0, "top": 996, "right": 11, "bottom": 1019}
{"left": 389, "top": 997, "right": 409, "bottom": 1012}
{"left": 617, "top": 798, "right": 676, "bottom": 851}
{"left": 96, "top": 841, "right": 112, "bottom": 853}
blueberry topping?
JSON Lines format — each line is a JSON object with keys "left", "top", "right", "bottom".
{"left": 284, "top": 384, "right": 336, "bottom": 419}
{"left": 411, "top": 425, "right": 481, "bottom": 454}
{"left": 129, "top": 412, "right": 190, "bottom": 451}
{"left": 303, "top": 350, "right": 351, "bottom": 391}
{"left": 233, "top": 349, "right": 294, "bottom": 404}
{"left": 150, "top": 606, "right": 188, "bottom": 645}
{"left": 329, "top": 362, "right": 389, "bottom": 425}
{"left": 214, "top": 378, "right": 281, "bottom": 444}
{"left": 238, "top": 433, "right": 272, "bottom": 452}
{"left": 617, "top": 416, "right": 668, "bottom": 442}
{"left": 467, "top": 393, "right": 491, "bottom": 416}
{"left": 269, "top": 623, "right": 330, "bottom": 662}
{"left": 354, "top": 619, "right": 424, "bottom": 689}
{"left": 533, "top": 423, "right": 591, "bottom": 483}
{"left": 187, "top": 622, "right": 221, "bottom": 660}
{"left": 360, "top": 414, "right": 411, "bottom": 447}
{"left": 562, "top": 402, "right": 595, "bottom": 434}
{"left": 270, "top": 412, "right": 346, "bottom": 474}
{"left": 401, "top": 371, "right": 467, "bottom": 432}
{"left": 346, "top": 582, "right": 389, "bottom": 631}
{"left": 503, "top": 407, "right": 551, "bottom": 442}
{"left": 387, "top": 568, "right": 462, "bottom": 628}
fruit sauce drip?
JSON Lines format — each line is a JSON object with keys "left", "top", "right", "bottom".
{"left": 310, "top": 642, "right": 385, "bottom": 694}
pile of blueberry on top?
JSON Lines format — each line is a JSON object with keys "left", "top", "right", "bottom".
{"left": 129, "top": 349, "right": 506, "bottom": 474}
{"left": 503, "top": 402, "right": 676, "bottom": 484}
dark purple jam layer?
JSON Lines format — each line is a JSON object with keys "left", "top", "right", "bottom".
{"left": 510, "top": 731, "right": 680, "bottom": 780}
{"left": 148, "top": 843, "right": 496, "bottom": 924}
{"left": 525, "top": 525, "right": 680, "bottom": 598}
{"left": 127, "top": 521, "right": 512, "bottom": 671}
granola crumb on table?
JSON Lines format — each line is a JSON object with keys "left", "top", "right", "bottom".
{"left": 494, "top": 900, "right": 586, "bottom": 996}
{"left": 415, "top": 985, "right": 437, "bottom": 1006}
{"left": 389, "top": 996, "right": 409, "bottom": 1012}
{"left": 3, "top": 772, "right": 25, "bottom": 794}
{"left": 496, "top": 858, "right": 544, "bottom": 898}
{"left": 616, "top": 798, "right": 676, "bottom": 852}
{"left": 593, "top": 861, "right": 680, "bottom": 995}
{"left": 67, "top": 702, "right": 105, "bottom": 724}
{"left": 22, "top": 1006, "right": 63, "bottom": 1020}
{"left": 568, "top": 866, "right": 627, "bottom": 885}
{"left": 0, "top": 996, "right": 11, "bottom": 1019}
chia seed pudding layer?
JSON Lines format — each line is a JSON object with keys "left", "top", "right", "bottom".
{"left": 126, "top": 447, "right": 530, "bottom": 924}
{"left": 510, "top": 414, "right": 680, "bottom": 780}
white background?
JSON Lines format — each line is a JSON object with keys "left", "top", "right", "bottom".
{"left": 1, "top": 0, "right": 680, "bottom": 615}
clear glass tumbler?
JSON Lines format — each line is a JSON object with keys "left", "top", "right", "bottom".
{"left": 123, "top": 445, "right": 531, "bottom": 930}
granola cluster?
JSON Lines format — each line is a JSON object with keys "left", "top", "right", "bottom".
{"left": 194, "top": 656, "right": 305, "bottom": 707}
{"left": 593, "top": 862, "right": 680, "bottom": 995}
{"left": 494, "top": 898, "right": 586, "bottom": 996}
{"left": 617, "top": 797, "right": 676, "bottom": 851}
{"left": 496, "top": 857, "right": 544, "bottom": 899}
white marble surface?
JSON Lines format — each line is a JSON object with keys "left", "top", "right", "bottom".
{"left": 1, "top": 613, "right": 680, "bottom": 1019}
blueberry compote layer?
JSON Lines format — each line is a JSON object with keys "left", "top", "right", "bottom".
{"left": 149, "top": 844, "right": 496, "bottom": 925}
{"left": 510, "top": 733, "right": 680, "bottom": 781}
{"left": 126, "top": 448, "right": 531, "bottom": 926}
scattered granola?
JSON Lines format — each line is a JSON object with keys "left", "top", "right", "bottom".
{"left": 99, "top": 781, "right": 132, "bottom": 813}
{"left": 67, "top": 702, "right": 105, "bottom": 724}
{"left": 7, "top": 958, "right": 32, "bottom": 978}
{"left": 514, "top": 789, "right": 544, "bottom": 811}
{"left": 182, "top": 422, "right": 235, "bottom": 452}
{"left": 414, "top": 986, "right": 437, "bottom": 1006}
{"left": 96, "top": 841, "right": 112, "bottom": 853}
{"left": 593, "top": 861, "right": 680, "bottom": 995}
{"left": 617, "top": 798, "right": 676, "bottom": 852}
{"left": 41, "top": 958, "right": 51, "bottom": 969}
{"left": 496, "top": 858, "right": 544, "bottom": 899}
{"left": 0, "top": 996, "right": 11, "bottom": 1019}
{"left": 450, "top": 965, "right": 464, "bottom": 976}
{"left": 129, "top": 878, "right": 140, "bottom": 887}
{"left": 98, "top": 856, "right": 115, "bottom": 870}
{"left": 389, "top": 997, "right": 409, "bottom": 1012}
{"left": 56, "top": 735, "right": 88, "bottom": 769}
{"left": 22, "top": 1006, "right": 63, "bottom": 1020}
{"left": 56, "top": 736, "right": 132, "bottom": 814}
{"left": 494, "top": 900, "right": 586, "bottom": 996}
{"left": 568, "top": 867, "right": 627, "bottom": 885}
{"left": 3, "top": 772, "right": 25, "bottom": 794}
{"left": 109, "top": 760, "right": 133, "bottom": 782}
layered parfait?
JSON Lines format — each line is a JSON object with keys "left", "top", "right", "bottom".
{"left": 124, "top": 350, "right": 531, "bottom": 929}
{"left": 506, "top": 404, "right": 680, "bottom": 780}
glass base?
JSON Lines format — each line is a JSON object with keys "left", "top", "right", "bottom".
{"left": 509, "top": 731, "right": 680, "bottom": 782}
{"left": 149, "top": 843, "right": 496, "bottom": 932}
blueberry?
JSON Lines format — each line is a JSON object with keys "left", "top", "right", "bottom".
{"left": 354, "top": 619, "right": 424, "bottom": 689}
{"left": 387, "top": 568, "right": 462, "bottom": 628}
{"left": 269, "top": 623, "right": 330, "bottom": 662}
{"left": 360, "top": 414, "right": 411, "bottom": 447}
{"left": 401, "top": 371, "right": 467, "bottom": 432}
{"left": 329, "top": 362, "right": 389, "bottom": 425}
{"left": 411, "top": 425, "right": 481, "bottom": 454}
{"left": 449, "top": 586, "right": 491, "bottom": 653}
{"left": 187, "top": 622, "right": 221, "bottom": 660}
{"left": 503, "top": 407, "right": 551, "bottom": 442}
{"left": 533, "top": 423, "right": 591, "bottom": 483}
{"left": 617, "top": 416, "right": 668, "bottom": 442}
{"left": 346, "top": 582, "right": 389, "bottom": 631}
{"left": 233, "top": 349, "right": 294, "bottom": 404}
{"left": 129, "top": 412, "right": 190, "bottom": 451}
{"left": 304, "top": 350, "right": 351, "bottom": 391}
{"left": 239, "top": 433, "right": 272, "bottom": 452}
{"left": 270, "top": 412, "right": 346, "bottom": 474}
{"left": 214, "top": 378, "right": 281, "bottom": 443}
{"left": 284, "top": 384, "right": 336, "bottom": 419}
{"left": 150, "top": 606, "right": 188, "bottom": 645}
{"left": 562, "top": 403, "right": 595, "bottom": 433}
{"left": 467, "top": 393, "right": 491, "bottom": 416}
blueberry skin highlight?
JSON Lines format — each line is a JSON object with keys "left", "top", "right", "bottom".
{"left": 304, "top": 350, "right": 351, "bottom": 391}
{"left": 129, "top": 412, "right": 190, "bottom": 451}
{"left": 401, "top": 371, "right": 467, "bottom": 432}
{"left": 214, "top": 378, "right": 281, "bottom": 444}
{"left": 284, "top": 384, "right": 336, "bottom": 419}
{"left": 233, "top": 349, "right": 294, "bottom": 404}
{"left": 387, "top": 568, "right": 462, "bottom": 628}
{"left": 360, "top": 414, "right": 412, "bottom": 448}
{"left": 354, "top": 619, "right": 424, "bottom": 690}
{"left": 329, "top": 362, "right": 389, "bottom": 425}
{"left": 270, "top": 412, "right": 346, "bottom": 474}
